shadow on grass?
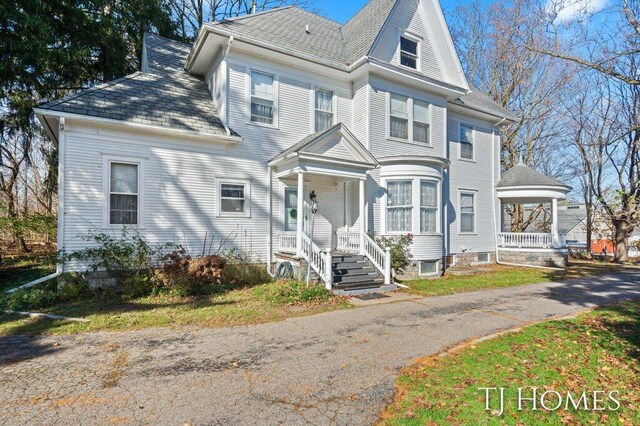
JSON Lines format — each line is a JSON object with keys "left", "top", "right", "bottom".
{"left": 0, "top": 292, "right": 240, "bottom": 365}
{"left": 0, "top": 253, "right": 56, "bottom": 292}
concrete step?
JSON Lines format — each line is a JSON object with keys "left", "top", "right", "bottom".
{"left": 332, "top": 267, "right": 378, "bottom": 277}
{"left": 332, "top": 278, "right": 385, "bottom": 291}
{"left": 332, "top": 255, "right": 366, "bottom": 263}
{"left": 331, "top": 261, "right": 369, "bottom": 270}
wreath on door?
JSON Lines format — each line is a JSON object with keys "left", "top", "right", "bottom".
{"left": 289, "top": 208, "right": 297, "bottom": 220}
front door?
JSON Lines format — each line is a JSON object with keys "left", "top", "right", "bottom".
{"left": 284, "top": 187, "right": 298, "bottom": 232}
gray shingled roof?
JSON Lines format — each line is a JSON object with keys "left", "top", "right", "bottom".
{"left": 497, "top": 163, "right": 572, "bottom": 189}
{"left": 37, "top": 34, "right": 233, "bottom": 137}
{"left": 208, "top": 2, "right": 397, "bottom": 66}
{"left": 451, "top": 84, "right": 516, "bottom": 121}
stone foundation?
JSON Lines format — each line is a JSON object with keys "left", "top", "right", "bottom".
{"left": 498, "top": 249, "right": 568, "bottom": 268}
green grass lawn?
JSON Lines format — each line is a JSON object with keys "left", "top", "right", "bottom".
{"left": 380, "top": 301, "right": 640, "bottom": 425}
{"left": 0, "top": 253, "right": 56, "bottom": 292}
{"left": 402, "top": 261, "right": 629, "bottom": 297}
{"left": 0, "top": 280, "right": 351, "bottom": 336}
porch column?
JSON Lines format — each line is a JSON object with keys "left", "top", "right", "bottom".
{"left": 297, "top": 171, "right": 304, "bottom": 257}
{"left": 359, "top": 178, "right": 366, "bottom": 254}
{"left": 551, "top": 198, "right": 559, "bottom": 247}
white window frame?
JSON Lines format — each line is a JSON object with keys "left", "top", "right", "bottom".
{"left": 102, "top": 155, "right": 145, "bottom": 228}
{"left": 247, "top": 69, "right": 278, "bottom": 128}
{"left": 387, "top": 92, "right": 432, "bottom": 146}
{"left": 412, "top": 99, "right": 430, "bottom": 145}
{"left": 399, "top": 32, "right": 421, "bottom": 71}
{"left": 381, "top": 177, "right": 442, "bottom": 236}
{"left": 385, "top": 179, "right": 413, "bottom": 234}
{"left": 217, "top": 178, "right": 251, "bottom": 218}
{"left": 477, "top": 252, "right": 490, "bottom": 263}
{"left": 459, "top": 190, "right": 477, "bottom": 234}
{"left": 419, "top": 260, "right": 439, "bottom": 276}
{"left": 311, "top": 86, "right": 336, "bottom": 133}
{"left": 459, "top": 123, "right": 475, "bottom": 161}
{"left": 419, "top": 179, "right": 439, "bottom": 234}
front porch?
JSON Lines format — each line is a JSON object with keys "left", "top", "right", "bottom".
{"left": 267, "top": 123, "right": 392, "bottom": 290}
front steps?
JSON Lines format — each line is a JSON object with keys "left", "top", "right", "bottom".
{"left": 331, "top": 253, "right": 386, "bottom": 292}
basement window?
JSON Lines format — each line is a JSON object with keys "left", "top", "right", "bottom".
{"left": 419, "top": 260, "right": 438, "bottom": 276}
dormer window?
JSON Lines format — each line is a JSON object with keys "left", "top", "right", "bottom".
{"left": 400, "top": 35, "right": 419, "bottom": 70}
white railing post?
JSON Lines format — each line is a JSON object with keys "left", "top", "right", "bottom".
{"left": 325, "top": 249, "right": 332, "bottom": 290}
{"left": 384, "top": 246, "right": 391, "bottom": 285}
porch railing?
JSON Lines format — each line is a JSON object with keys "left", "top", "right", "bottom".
{"left": 363, "top": 233, "right": 392, "bottom": 285}
{"left": 498, "top": 232, "right": 554, "bottom": 248}
{"left": 300, "top": 232, "right": 332, "bottom": 289}
{"left": 278, "top": 232, "right": 297, "bottom": 254}
{"left": 336, "top": 230, "right": 360, "bottom": 253}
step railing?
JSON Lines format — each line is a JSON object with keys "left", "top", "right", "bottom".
{"left": 498, "top": 232, "right": 553, "bottom": 248}
{"left": 336, "top": 230, "right": 360, "bottom": 253}
{"left": 300, "top": 232, "right": 332, "bottom": 289}
{"left": 363, "top": 233, "right": 392, "bottom": 285}
{"left": 278, "top": 232, "right": 297, "bottom": 254}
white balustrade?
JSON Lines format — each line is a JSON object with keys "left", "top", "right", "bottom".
{"left": 336, "top": 230, "right": 360, "bottom": 253}
{"left": 300, "top": 232, "right": 331, "bottom": 286}
{"left": 278, "top": 232, "right": 297, "bottom": 254}
{"left": 498, "top": 232, "right": 554, "bottom": 248}
{"left": 363, "top": 233, "right": 392, "bottom": 285}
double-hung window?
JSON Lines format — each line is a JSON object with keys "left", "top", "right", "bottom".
{"left": 109, "top": 162, "right": 139, "bottom": 225}
{"left": 460, "top": 192, "right": 475, "bottom": 233}
{"left": 387, "top": 180, "right": 412, "bottom": 232}
{"left": 400, "top": 36, "right": 419, "bottom": 70}
{"left": 314, "top": 89, "right": 334, "bottom": 132}
{"left": 250, "top": 71, "right": 275, "bottom": 125}
{"left": 460, "top": 124, "right": 474, "bottom": 160}
{"left": 420, "top": 181, "right": 438, "bottom": 233}
{"left": 413, "top": 100, "right": 429, "bottom": 144}
{"left": 390, "top": 94, "right": 409, "bottom": 140}
{"left": 219, "top": 180, "right": 250, "bottom": 217}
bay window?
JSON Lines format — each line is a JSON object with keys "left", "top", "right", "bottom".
{"left": 314, "top": 88, "right": 334, "bottom": 132}
{"left": 387, "top": 180, "right": 412, "bottom": 232}
{"left": 420, "top": 181, "right": 438, "bottom": 233}
{"left": 250, "top": 71, "right": 275, "bottom": 125}
{"left": 389, "top": 94, "right": 409, "bottom": 140}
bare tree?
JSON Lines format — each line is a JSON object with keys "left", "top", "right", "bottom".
{"left": 449, "top": 0, "right": 576, "bottom": 230}
{"left": 169, "top": 0, "right": 314, "bottom": 41}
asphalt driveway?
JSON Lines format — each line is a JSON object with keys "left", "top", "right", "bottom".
{"left": 1, "top": 271, "right": 639, "bottom": 425}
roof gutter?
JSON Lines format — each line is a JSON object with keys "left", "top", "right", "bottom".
{"left": 33, "top": 109, "right": 242, "bottom": 144}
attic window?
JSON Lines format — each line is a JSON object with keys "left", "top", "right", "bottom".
{"left": 400, "top": 36, "right": 419, "bottom": 70}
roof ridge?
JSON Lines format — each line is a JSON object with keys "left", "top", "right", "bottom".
{"left": 144, "top": 32, "right": 191, "bottom": 49}
{"left": 212, "top": 6, "right": 294, "bottom": 24}
{"left": 289, "top": 6, "right": 343, "bottom": 26}
{"left": 40, "top": 72, "right": 144, "bottom": 109}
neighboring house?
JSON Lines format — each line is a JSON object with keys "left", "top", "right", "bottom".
{"left": 35, "top": 0, "right": 570, "bottom": 292}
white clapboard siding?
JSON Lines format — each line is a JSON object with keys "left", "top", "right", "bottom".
{"left": 371, "top": 0, "right": 443, "bottom": 81}
{"left": 446, "top": 113, "right": 498, "bottom": 254}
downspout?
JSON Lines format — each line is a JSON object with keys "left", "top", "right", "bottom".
{"left": 222, "top": 36, "right": 234, "bottom": 136}
{"left": 266, "top": 165, "right": 273, "bottom": 275}
{"left": 7, "top": 117, "right": 66, "bottom": 293}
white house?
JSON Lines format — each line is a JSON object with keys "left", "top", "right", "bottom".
{"left": 35, "top": 0, "right": 571, "bottom": 292}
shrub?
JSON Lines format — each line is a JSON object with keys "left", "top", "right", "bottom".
{"left": 375, "top": 233, "right": 413, "bottom": 275}
{"left": 253, "top": 280, "right": 333, "bottom": 306}
{"left": 1, "top": 284, "right": 59, "bottom": 311}
{"left": 220, "top": 249, "right": 272, "bottom": 287}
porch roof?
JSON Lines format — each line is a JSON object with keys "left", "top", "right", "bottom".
{"left": 496, "top": 163, "right": 572, "bottom": 202}
{"left": 268, "top": 123, "right": 378, "bottom": 179}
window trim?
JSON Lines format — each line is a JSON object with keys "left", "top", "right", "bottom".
{"left": 381, "top": 177, "right": 442, "bottom": 236}
{"left": 311, "top": 86, "right": 336, "bottom": 133}
{"left": 247, "top": 68, "right": 279, "bottom": 128}
{"left": 102, "top": 155, "right": 145, "bottom": 228}
{"left": 458, "top": 122, "right": 476, "bottom": 162}
{"left": 385, "top": 179, "right": 414, "bottom": 234}
{"left": 387, "top": 92, "right": 432, "bottom": 146}
{"left": 217, "top": 178, "right": 251, "bottom": 218}
{"left": 419, "top": 179, "right": 439, "bottom": 234}
{"left": 399, "top": 32, "right": 421, "bottom": 72}
{"left": 419, "top": 260, "right": 439, "bottom": 276}
{"left": 458, "top": 190, "right": 477, "bottom": 235}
